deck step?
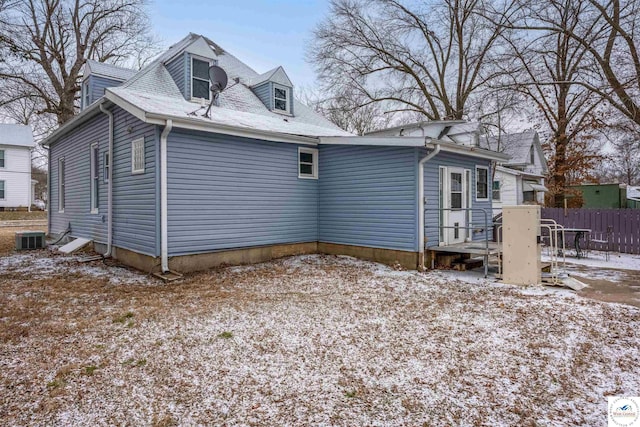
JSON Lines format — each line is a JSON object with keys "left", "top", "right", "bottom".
{"left": 452, "top": 257, "right": 484, "bottom": 271}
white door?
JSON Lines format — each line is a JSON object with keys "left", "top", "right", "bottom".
{"left": 443, "top": 167, "right": 468, "bottom": 244}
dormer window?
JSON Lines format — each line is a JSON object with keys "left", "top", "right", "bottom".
{"left": 529, "top": 145, "right": 535, "bottom": 164}
{"left": 191, "top": 57, "right": 211, "bottom": 100}
{"left": 273, "top": 84, "right": 290, "bottom": 113}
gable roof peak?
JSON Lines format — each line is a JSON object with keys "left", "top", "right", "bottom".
{"left": 247, "top": 66, "right": 293, "bottom": 88}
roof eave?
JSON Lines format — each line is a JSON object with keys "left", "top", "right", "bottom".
{"left": 105, "top": 89, "right": 319, "bottom": 145}
{"left": 42, "top": 100, "right": 111, "bottom": 147}
{"left": 320, "top": 136, "right": 510, "bottom": 161}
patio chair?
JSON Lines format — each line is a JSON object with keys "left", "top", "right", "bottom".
{"left": 589, "top": 226, "right": 613, "bottom": 261}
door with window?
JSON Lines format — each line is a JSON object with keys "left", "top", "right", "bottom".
{"left": 442, "top": 167, "right": 469, "bottom": 244}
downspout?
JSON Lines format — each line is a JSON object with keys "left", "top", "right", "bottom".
{"left": 160, "top": 120, "right": 173, "bottom": 272}
{"left": 418, "top": 140, "right": 441, "bottom": 269}
{"left": 99, "top": 103, "right": 114, "bottom": 257}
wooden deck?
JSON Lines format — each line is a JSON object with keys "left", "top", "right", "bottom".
{"left": 426, "top": 241, "right": 502, "bottom": 256}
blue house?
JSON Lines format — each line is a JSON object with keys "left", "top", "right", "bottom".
{"left": 45, "top": 34, "right": 507, "bottom": 273}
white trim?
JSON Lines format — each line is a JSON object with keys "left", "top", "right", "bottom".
{"left": 90, "top": 142, "right": 99, "bottom": 214}
{"left": 58, "top": 157, "right": 65, "bottom": 213}
{"left": 475, "top": 166, "right": 489, "bottom": 201}
{"left": 320, "top": 137, "right": 509, "bottom": 161}
{"left": 0, "top": 179, "right": 5, "bottom": 201}
{"left": 273, "top": 83, "right": 290, "bottom": 114}
{"left": 131, "top": 137, "right": 145, "bottom": 174}
{"left": 143, "top": 111, "right": 319, "bottom": 145}
{"left": 0, "top": 148, "right": 5, "bottom": 169}
{"left": 103, "top": 151, "right": 110, "bottom": 183}
{"left": 298, "top": 147, "right": 318, "bottom": 179}
{"left": 492, "top": 179, "right": 501, "bottom": 202}
{"left": 190, "top": 55, "right": 213, "bottom": 102}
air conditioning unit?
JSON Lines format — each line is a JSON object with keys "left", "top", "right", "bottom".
{"left": 15, "top": 231, "right": 46, "bottom": 250}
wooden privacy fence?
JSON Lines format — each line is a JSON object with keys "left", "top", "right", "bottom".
{"left": 541, "top": 208, "right": 640, "bottom": 254}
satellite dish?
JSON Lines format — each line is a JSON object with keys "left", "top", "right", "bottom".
{"left": 203, "top": 65, "right": 228, "bottom": 118}
{"left": 208, "top": 65, "right": 228, "bottom": 93}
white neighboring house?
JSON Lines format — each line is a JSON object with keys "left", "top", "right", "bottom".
{"left": 0, "top": 124, "right": 36, "bottom": 211}
{"left": 480, "top": 130, "right": 549, "bottom": 217}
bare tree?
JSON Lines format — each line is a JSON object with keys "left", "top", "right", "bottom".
{"left": 497, "top": 0, "right": 608, "bottom": 206}
{"left": 497, "top": 0, "right": 640, "bottom": 127}
{"left": 310, "top": 0, "right": 517, "bottom": 121}
{"left": 299, "top": 87, "right": 395, "bottom": 135}
{"left": 0, "top": 0, "right": 157, "bottom": 125}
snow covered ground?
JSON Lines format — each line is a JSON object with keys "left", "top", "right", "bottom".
{"left": 0, "top": 250, "right": 639, "bottom": 426}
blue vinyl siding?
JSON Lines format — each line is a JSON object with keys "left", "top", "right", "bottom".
{"left": 166, "top": 129, "right": 318, "bottom": 255}
{"left": 252, "top": 82, "right": 272, "bottom": 110}
{"left": 81, "top": 75, "right": 125, "bottom": 109}
{"left": 423, "top": 150, "right": 492, "bottom": 246}
{"left": 49, "top": 113, "right": 108, "bottom": 243}
{"left": 318, "top": 145, "right": 418, "bottom": 252}
{"left": 166, "top": 52, "right": 188, "bottom": 99}
{"left": 90, "top": 76, "right": 124, "bottom": 104}
{"left": 110, "top": 107, "right": 158, "bottom": 256}
{"left": 49, "top": 107, "right": 158, "bottom": 256}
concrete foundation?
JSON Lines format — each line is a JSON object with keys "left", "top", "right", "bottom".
{"left": 318, "top": 242, "right": 420, "bottom": 270}
{"left": 105, "top": 240, "right": 422, "bottom": 274}
{"left": 168, "top": 242, "right": 318, "bottom": 273}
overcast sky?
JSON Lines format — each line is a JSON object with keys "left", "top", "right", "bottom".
{"left": 149, "top": 0, "right": 329, "bottom": 89}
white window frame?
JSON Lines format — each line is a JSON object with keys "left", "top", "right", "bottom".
{"left": 0, "top": 149, "right": 5, "bottom": 169}
{"left": 83, "top": 79, "right": 90, "bottom": 109}
{"left": 131, "top": 138, "right": 145, "bottom": 175}
{"left": 492, "top": 180, "right": 501, "bottom": 202}
{"left": 273, "top": 84, "right": 290, "bottom": 114}
{"left": 529, "top": 145, "right": 535, "bottom": 165}
{"left": 475, "top": 166, "right": 489, "bottom": 201}
{"left": 90, "top": 143, "right": 99, "bottom": 214}
{"left": 103, "top": 152, "right": 110, "bottom": 183}
{"left": 298, "top": 147, "right": 318, "bottom": 180}
{"left": 190, "top": 55, "right": 213, "bottom": 102}
{"left": 58, "top": 157, "right": 65, "bottom": 213}
{"left": 0, "top": 180, "right": 5, "bottom": 200}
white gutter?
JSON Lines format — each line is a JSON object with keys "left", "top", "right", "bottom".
{"left": 160, "top": 119, "right": 173, "bottom": 272}
{"left": 99, "top": 103, "right": 114, "bottom": 257}
{"left": 418, "top": 142, "right": 441, "bottom": 268}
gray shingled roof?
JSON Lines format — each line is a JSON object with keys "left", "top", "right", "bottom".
{"left": 0, "top": 124, "right": 35, "bottom": 147}
{"left": 85, "top": 59, "right": 138, "bottom": 81}
{"left": 108, "top": 34, "right": 349, "bottom": 138}
{"left": 480, "top": 130, "right": 539, "bottom": 165}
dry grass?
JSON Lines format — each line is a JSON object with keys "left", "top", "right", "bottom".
{"left": 0, "top": 211, "right": 47, "bottom": 221}
{"left": 0, "top": 233, "right": 639, "bottom": 426}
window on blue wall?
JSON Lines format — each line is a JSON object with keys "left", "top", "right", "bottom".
{"left": 298, "top": 147, "right": 318, "bottom": 179}
{"left": 131, "top": 138, "right": 145, "bottom": 174}
{"left": 476, "top": 166, "right": 489, "bottom": 200}
{"left": 90, "top": 143, "right": 99, "bottom": 213}
{"left": 103, "top": 152, "right": 110, "bottom": 183}
{"left": 83, "top": 80, "right": 90, "bottom": 108}
{"left": 0, "top": 180, "right": 5, "bottom": 200}
{"left": 58, "top": 158, "right": 65, "bottom": 212}
{"left": 191, "top": 57, "right": 210, "bottom": 100}
{"left": 0, "top": 149, "right": 4, "bottom": 168}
